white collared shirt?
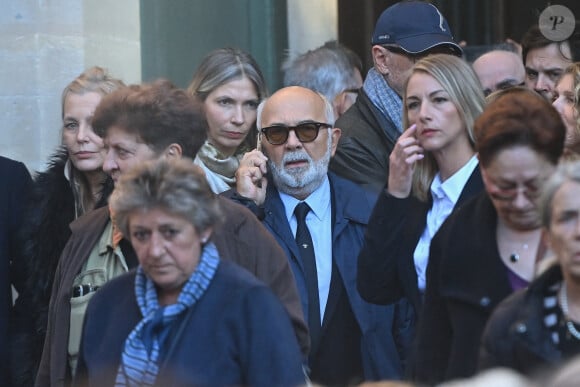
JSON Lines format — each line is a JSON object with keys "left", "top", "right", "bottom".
{"left": 279, "top": 176, "right": 332, "bottom": 324}
{"left": 413, "top": 155, "right": 479, "bottom": 290}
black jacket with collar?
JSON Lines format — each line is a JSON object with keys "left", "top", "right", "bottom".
{"left": 413, "top": 191, "right": 517, "bottom": 384}
{"left": 329, "top": 89, "right": 400, "bottom": 194}
{"left": 0, "top": 156, "right": 32, "bottom": 386}
{"left": 480, "top": 264, "right": 564, "bottom": 377}
{"left": 9, "top": 149, "right": 112, "bottom": 387}
{"left": 357, "top": 166, "right": 484, "bottom": 314}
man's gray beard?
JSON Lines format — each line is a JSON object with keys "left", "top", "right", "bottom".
{"left": 268, "top": 139, "right": 332, "bottom": 198}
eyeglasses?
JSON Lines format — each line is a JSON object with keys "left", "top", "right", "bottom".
{"left": 487, "top": 182, "right": 541, "bottom": 202}
{"left": 383, "top": 45, "right": 461, "bottom": 62}
{"left": 260, "top": 122, "right": 332, "bottom": 145}
{"left": 383, "top": 46, "right": 419, "bottom": 62}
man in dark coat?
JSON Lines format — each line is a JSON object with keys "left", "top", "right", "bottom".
{"left": 231, "top": 86, "right": 404, "bottom": 385}
{"left": 0, "top": 155, "right": 32, "bottom": 384}
{"left": 329, "top": 1, "right": 462, "bottom": 193}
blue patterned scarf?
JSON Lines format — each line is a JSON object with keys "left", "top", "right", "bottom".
{"left": 363, "top": 68, "right": 403, "bottom": 133}
{"left": 114, "top": 243, "right": 220, "bottom": 386}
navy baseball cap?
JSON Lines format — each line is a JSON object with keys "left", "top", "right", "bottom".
{"left": 371, "top": 1, "right": 463, "bottom": 56}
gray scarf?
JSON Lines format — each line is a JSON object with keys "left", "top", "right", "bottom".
{"left": 363, "top": 68, "right": 403, "bottom": 133}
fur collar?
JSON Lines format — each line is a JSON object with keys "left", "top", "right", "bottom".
{"left": 17, "top": 147, "right": 113, "bottom": 319}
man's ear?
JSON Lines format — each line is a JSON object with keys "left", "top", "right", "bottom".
{"left": 372, "top": 45, "right": 389, "bottom": 76}
{"left": 330, "top": 127, "right": 342, "bottom": 157}
{"left": 333, "top": 92, "right": 346, "bottom": 117}
{"left": 164, "top": 143, "right": 183, "bottom": 159}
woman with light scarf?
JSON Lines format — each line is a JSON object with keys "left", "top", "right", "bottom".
{"left": 187, "top": 47, "right": 267, "bottom": 194}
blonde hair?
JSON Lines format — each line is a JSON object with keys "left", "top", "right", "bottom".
{"left": 61, "top": 66, "right": 125, "bottom": 216}
{"left": 563, "top": 63, "right": 580, "bottom": 139}
{"left": 402, "top": 54, "right": 485, "bottom": 202}
{"left": 187, "top": 48, "right": 267, "bottom": 154}
{"left": 61, "top": 66, "right": 125, "bottom": 120}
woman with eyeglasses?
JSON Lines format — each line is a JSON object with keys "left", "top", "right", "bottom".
{"left": 187, "top": 48, "right": 267, "bottom": 194}
{"left": 412, "top": 87, "right": 565, "bottom": 384}
{"left": 357, "top": 55, "right": 485, "bottom": 366}
{"left": 553, "top": 62, "right": 580, "bottom": 157}
{"left": 479, "top": 160, "right": 580, "bottom": 377}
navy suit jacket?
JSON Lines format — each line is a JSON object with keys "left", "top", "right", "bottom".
{"left": 260, "top": 172, "right": 403, "bottom": 380}
{"left": 0, "top": 156, "right": 32, "bottom": 382}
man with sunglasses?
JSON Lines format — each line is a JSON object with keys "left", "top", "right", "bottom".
{"left": 328, "top": 0, "right": 462, "bottom": 193}
{"left": 231, "top": 86, "right": 403, "bottom": 385}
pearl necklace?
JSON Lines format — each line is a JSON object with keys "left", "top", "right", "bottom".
{"left": 559, "top": 284, "right": 580, "bottom": 340}
{"left": 509, "top": 243, "right": 529, "bottom": 263}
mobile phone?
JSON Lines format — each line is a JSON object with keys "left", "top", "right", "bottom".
{"left": 256, "top": 130, "right": 262, "bottom": 152}
{"left": 255, "top": 131, "right": 264, "bottom": 188}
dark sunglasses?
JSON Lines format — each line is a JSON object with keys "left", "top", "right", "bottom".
{"left": 260, "top": 122, "right": 332, "bottom": 145}
{"left": 383, "top": 45, "right": 420, "bottom": 62}
{"left": 383, "top": 45, "right": 461, "bottom": 61}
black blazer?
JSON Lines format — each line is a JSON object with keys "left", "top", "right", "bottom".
{"left": 0, "top": 156, "right": 31, "bottom": 383}
{"left": 357, "top": 166, "right": 484, "bottom": 313}
{"left": 413, "top": 191, "right": 515, "bottom": 384}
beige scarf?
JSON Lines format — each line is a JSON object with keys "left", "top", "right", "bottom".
{"left": 196, "top": 141, "right": 240, "bottom": 186}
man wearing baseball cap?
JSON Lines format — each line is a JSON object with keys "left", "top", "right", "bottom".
{"left": 329, "top": 0, "right": 462, "bottom": 194}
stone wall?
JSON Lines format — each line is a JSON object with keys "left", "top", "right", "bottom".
{"left": 0, "top": 0, "right": 336, "bottom": 173}
{"left": 0, "top": 0, "right": 140, "bottom": 173}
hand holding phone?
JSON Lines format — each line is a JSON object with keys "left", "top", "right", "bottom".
{"left": 236, "top": 150, "right": 268, "bottom": 206}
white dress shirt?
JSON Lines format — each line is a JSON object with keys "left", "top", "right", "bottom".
{"left": 413, "top": 155, "right": 479, "bottom": 290}
{"left": 280, "top": 176, "right": 332, "bottom": 324}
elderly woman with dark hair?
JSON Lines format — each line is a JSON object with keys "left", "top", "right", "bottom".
{"left": 480, "top": 160, "right": 580, "bottom": 377}
{"left": 413, "top": 87, "right": 566, "bottom": 384}
{"left": 74, "top": 159, "right": 304, "bottom": 386}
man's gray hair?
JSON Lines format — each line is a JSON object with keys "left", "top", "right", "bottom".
{"left": 282, "top": 43, "right": 360, "bottom": 103}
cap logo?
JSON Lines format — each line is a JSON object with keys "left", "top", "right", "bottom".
{"left": 436, "top": 8, "right": 446, "bottom": 32}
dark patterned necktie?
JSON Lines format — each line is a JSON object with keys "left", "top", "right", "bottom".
{"left": 294, "top": 202, "right": 321, "bottom": 347}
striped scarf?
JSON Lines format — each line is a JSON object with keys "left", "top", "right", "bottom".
{"left": 114, "top": 243, "right": 220, "bottom": 386}
{"left": 363, "top": 68, "right": 403, "bottom": 133}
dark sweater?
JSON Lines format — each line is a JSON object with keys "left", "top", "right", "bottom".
{"left": 75, "top": 260, "right": 305, "bottom": 387}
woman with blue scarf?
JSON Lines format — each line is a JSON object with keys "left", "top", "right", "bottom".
{"left": 74, "top": 159, "right": 305, "bottom": 387}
